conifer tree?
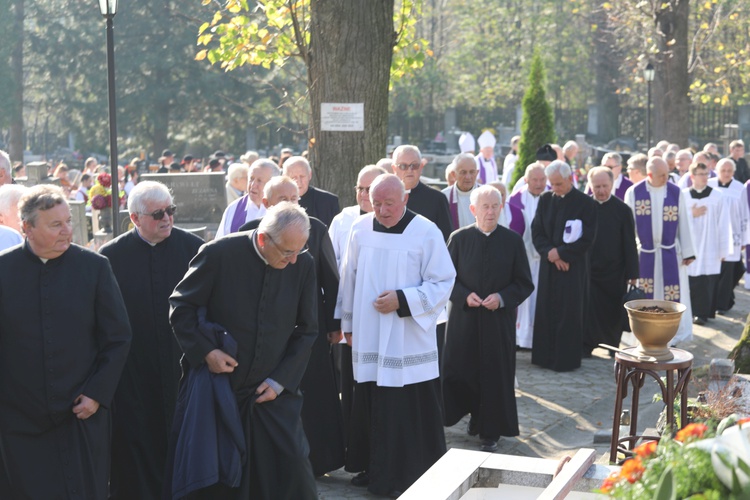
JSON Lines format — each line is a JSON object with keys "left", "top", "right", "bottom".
{"left": 510, "top": 51, "right": 556, "bottom": 190}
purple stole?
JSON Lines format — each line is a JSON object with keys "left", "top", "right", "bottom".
{"left": 508, "top": 190, "right": 524, "bottom": 210}
{"left": 448, "top": 186, "right": 460, "bottom": 230}
{"left": 508, "top": 203, "right": 525, "bottom": 236}
{"left": 229, "top": 195, "right": 249, "bottom": 233}
{"left": 615, "top": 176, "right": 633, "bottom": 200}
{"left": 476, "top": 156, "right": 495, "bottom": 184}
{"left": 745, "top": 181, "right": 750, "bottom": 272}
{"left": 634, "top": 182, "right": 681, "bottom": 300}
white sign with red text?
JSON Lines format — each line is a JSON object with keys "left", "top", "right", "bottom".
{"left": 321, "top": 103, "right": 364, "bottom": 132}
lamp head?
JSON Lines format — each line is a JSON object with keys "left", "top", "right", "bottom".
{"left": 98, "top": 0, "right": 117, "bottom": 17}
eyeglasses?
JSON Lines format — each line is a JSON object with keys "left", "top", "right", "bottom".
{"left": 266, "top": 233, "right": 309, "bottom": 258}
{"left": 355, "top": 185, "right": 370, "bottom": 194}
{"left": 142, "top": 205, "right": 177, "bottom": 220}
{"left": 395, "top": 162, "right": 421, "bottom": 171}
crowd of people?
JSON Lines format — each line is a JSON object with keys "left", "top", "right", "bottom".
{"left": 0, "top": 132, "right": 747, "bottom": 499}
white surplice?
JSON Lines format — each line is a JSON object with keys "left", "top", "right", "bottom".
{"left": 708, "top": 178, "right": 748, "bottom": 262}
{"left": 328, "top": 205, "right": 361, "bottom": 271}
{"left": 441, "top": 185, "right": 474, "bottom": 228}
{"left": 510, "top": 188, "right": 542, "bottom": 348}
{"left": 683, "top": 188, "right": 731, "bottom": 277}
{"left": 624, "top": 182, "right": 696, "bottom": 344}
{"left": 338, "top": 213, "right": 455, "bottom": 387}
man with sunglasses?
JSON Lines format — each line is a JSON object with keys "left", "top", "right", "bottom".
{"left": 100, "top": 181, "right": 203, "bottom": 499}
{"left": 169, "top": 203, "right": 318, "bottom": 499}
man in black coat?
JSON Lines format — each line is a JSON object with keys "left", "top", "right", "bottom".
{"left": 239, "top": 176, "right": 345, "bottom": 477}
{"left": 169, "top": 202, "right": 319, "bottom": 499}
{"left": 531, "top": 161, "right": 597, "bottom": 372}
{"left": 582, "top": 167, "right": 639, "bottom": 356}
{"left": 100, "top": 180, "right": 203, "bottom": 500}
{"left": 0, "top": 185, "right": 131, "bottom": 498}
{"left": 283, "top": 156, "right": 340, "bottom": 227}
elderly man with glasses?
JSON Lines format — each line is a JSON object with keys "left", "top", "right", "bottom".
{"left": 99, "top": 180, "right": 204, "bottom": 500}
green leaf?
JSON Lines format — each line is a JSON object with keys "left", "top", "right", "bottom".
{"left": 653, "top": 466, "right": 677, "bottom": 500}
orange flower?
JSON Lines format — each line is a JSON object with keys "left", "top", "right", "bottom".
{"left": 600, "top": 472, "right": 621, "bottom": 493}
{"left": 634, "top": 440, "right": 658, "bottom": 458}
{"left": 675, "top": 423, "right": 708, "bottom": 443}
{"left": 738, "top": 417, "right": 750, "bottom": 426}
{"left": 620, "top": 457, "right": 645, "bottom": 483}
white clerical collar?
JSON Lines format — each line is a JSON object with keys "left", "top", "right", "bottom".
{"left": 596, "top": 195, "right": 612, "bottom": 204}
{"left": 135, "top": 228, "right": 158, "bottom": 246}
{"left": 252, "top": 232, "right": 269, "bottom": 265}
{"left": 455, "top": 185, "right": 474, "bottom": 195}
{"left": 477, "top": 224, "right": 497, "bottom": 236}
{"left": 692, "top": 186, "right": 708, "bottom": 193}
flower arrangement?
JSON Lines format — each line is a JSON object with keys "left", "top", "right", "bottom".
{"left": 89, "top": 172, "right": 113, "bottom": 210}
{"left": 600, "top": 417, "right": 750, "bottom": 499}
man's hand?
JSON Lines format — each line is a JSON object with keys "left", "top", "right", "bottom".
{"left": 481, "top": 293, "right": 501, "bottom": 311}
{"left": 691, "top": 205, "right": 707, "bottom": 218}
{"left": 466, "top": 292, "right": 483, "bottom": 308}
{"left": 683, "top": 258, "right": 695, "bottom": 266}
{"left": 255, "top": 381, "right": 278, "bottom": 404}
{"left": 327, "top": 330, "right": 343, "bottom": 344}
{"left": 554, "top": 260, "right": 570, "bottom": 272}
{"left": 628, "top": 279, "right": 638, "bottom": 286}
{"left": 205, "top": 349, "right": 238, "bottom": 374}
{"left": 373, "top": 290, "right": 400, "bottom": 314}
{"left": 344, "top": 332, "right": 352, "bottom": 347}
{"left": 547, "top": 248, "right": 561, "bottom": 262}
{"left": 72, "top": 394, "right": 100, "bottom": 420}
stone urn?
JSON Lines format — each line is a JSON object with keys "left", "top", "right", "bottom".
{"left": 624, "top": 299, "right": 687, "bottom": 361}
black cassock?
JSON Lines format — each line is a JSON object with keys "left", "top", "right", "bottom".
{"left": 100, "top": 227, "right": 203, "bottom": 499}
{"left": 443, "top": 225, "right": 533, "bottom": 440}
{"left": 406, "top": 181, "right": 453, "bottom": 241}
{"left": 0, "top": 243, "right": 131, "bottom": 499}
{"left": 299, "top": 186, "right": 340, "bottom": 228}
{"left": 240, "top": 217, "right": 345, "bottom": 476}
{"left": 531, "top": 189, "right": 597, "bottom": 372}
{"left": 169, "top": 231, "right": 318, "bottom": 500}
{"left": 583, "top": 197, "right": 639, "bottom": 352}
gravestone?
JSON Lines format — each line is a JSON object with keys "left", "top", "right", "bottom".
{"left": 69, "top": 201, "right": 87, "bottom": 245}
{"left": 140, "top": 173, "right": 227, "bottom": 238}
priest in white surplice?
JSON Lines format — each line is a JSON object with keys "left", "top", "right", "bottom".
{"left": 215, "top": 159, "right": 278, "bottom": 238}
{"left": 442, "top": 153, "right": 479, "bottom": 230}
{"left": 684, "top": 161, "right": 731, "bottom": 324}
{"left": 708, "top": 158, "right": 749, "bottom": 311}
{"left": 338, "top": 174, "right": 455, "bottom": 497}
{"left": 624, "top": 157, "right": 696, "bottom": 344}
{"left": 507, "top": 163, "right": 548, "bottom": 348}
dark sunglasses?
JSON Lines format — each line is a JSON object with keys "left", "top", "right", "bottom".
{"left": 143, "top": 205, "right": 177, "bottom": 220}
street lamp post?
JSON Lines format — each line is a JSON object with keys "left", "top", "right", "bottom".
{"left": 98, "top": 0, "right": 120, "bottom": 236}
{"left": 644, "top": 62, "right": 655, "bottom": 150}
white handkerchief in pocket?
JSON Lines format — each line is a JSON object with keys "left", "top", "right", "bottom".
{"left": 563, "top": 219, "right": 582, "bottom": 243}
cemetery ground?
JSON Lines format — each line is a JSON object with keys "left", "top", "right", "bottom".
{"left": 316, "top": 286, "right": 750, "bottom": 499}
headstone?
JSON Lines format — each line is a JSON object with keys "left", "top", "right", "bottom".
{"left": 515, "top": 105, "right": 523, "bottom": 134}
{"left": 140, "top": 172, "right": 227, "bottom": 231}
{"left": 25, "top": 162, "right": 51, "bottom": 185}
{"left": 587, "top": 104, "right": 599, "bottom": 136}
{"left": 444, "top": 108, "right": 457, "bottom": 136}
{"left": 69, "top": 201, "right": 87, "bottom": 245}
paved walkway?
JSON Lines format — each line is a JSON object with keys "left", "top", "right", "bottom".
{"left": 317, "top": 286, "right": 750, "bottom": 498}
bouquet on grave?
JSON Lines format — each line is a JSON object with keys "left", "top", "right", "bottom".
{"left": 89, "top": 172, "right": 113, "bottom": 210}
{"left": 600, "top": 416, "right": 750, "bottom": 499}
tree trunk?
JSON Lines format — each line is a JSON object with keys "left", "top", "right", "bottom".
{"left": 9, "top": 0, "right": 24, "bottom": 162}
{"left": 591, "top": 6, "right": 620, "bottom": 142}
{"left": 307, "top": 0, "right": 394, "bottom": 208}
{"left": 730, "top": 314, "right": 750, "bottom": 374}
{"left": 653, "top": 0, "right": 690, "bottom": 146}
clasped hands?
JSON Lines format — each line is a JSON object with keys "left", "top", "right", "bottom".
{"left": 205, "top": 348, "right": 277, "bottom": 403}
{"left": 547, "top": 247, "right": 569, "bottom": 272}
{"left": 466, "top": 292, "right": 501, "bottom": 310}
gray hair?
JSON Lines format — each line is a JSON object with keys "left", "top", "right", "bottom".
{"left": 602, "top": 152, "right": 622, "bottom": 166}
{"left": 375, "top": 158, "right": 393, "bottom": 171}
{"left": 470, "top": 184, "right": 502, "bottom": 206}
{"left": 258, "top": 201, "right": 310, "bottom": 241}
{"left": 588, "top": 166, "right": 614, "bottom": 184}
{"left": 18, "top": 184, "right": 68, "bottom": 227}
{"left": 676, "top": 149, "right": 693, "bottom": 161}
{"left": 544, "top": 160, "right": 572, "bottom": 178}
{"left": 444, "top": 162, "right": 456, "bottom": 182}
{"left": 358, "top": 164, "right": 388, "bottom": 183}
{"left": 524, "top": 162, "right": 546, "bottom": 178}
{"left": 263, "top": 175, "right": 298, "bottom": 200}
{"left": 240, "top": 151, "right": 259, "bottom": 164}
{"left": 282, "top": 156, "right": 310, "bottom": 175}
{"left": 627, "top": 153, "right": 648, "bottom": 173}
{"left": 562, "top": 140, "right": 578, "bottom": 153}
{"left": 453, "top": 152, "right": 476, "bottom": 170}
{"left": 0, "top": 184, "right": 27, "bottom": 218}
{"left": 127, "top": 180, "right": 173, "bottom": 215}
{"left": 717, "top": 157, "right": 736, "bottom": 173}
{"left": 226, "top": 162, "right": 250, "bottom": 182}
{"left": 369, "top": 173, "right": 406, "bottom": 201}
{"left": 487, "top": 181, "right": 507, "bottom": 203}
{"left": 251, "top": 158, "right": 281, "bottom": 177}
{"left": 391, "top": 145, "right": 422, "bottom": 161}
{"left": 663, "top": 150, "right": 676, "bottom": 162}
{"left": 0, "top": 150, "right": 10, "bottom": 177}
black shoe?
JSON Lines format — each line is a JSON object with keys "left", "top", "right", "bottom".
{"left": 480, "top": 439, "right": 498, "bottom": 452}
{"left": 387, "top": 490, "right": 403, "bottom": 498}
{"left": 717, "top": 309, "right": 728, "bottom": 315}
{"left": 351, "top": 471, "right": 369, "bottom": 487}
{"left": 693, "top": 316, "right": 706, "bottom": 326}
{"left": 467, "top": 417, "right": 479, "bottom": 436}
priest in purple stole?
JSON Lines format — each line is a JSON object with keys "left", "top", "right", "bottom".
{"left": 624, "top": 157, "right": 695, "bottom": 344}
{"left": 476, "top": 131, "right": 499, "bottom": 184}
{"left": 215, "top": 159, "right": 278, "bottom": 238}
{"left": 442, "top": 153, "right": 479, "bottom": 230}
{"left": 531, "top": 161, "right": 597, "bottom": 372}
